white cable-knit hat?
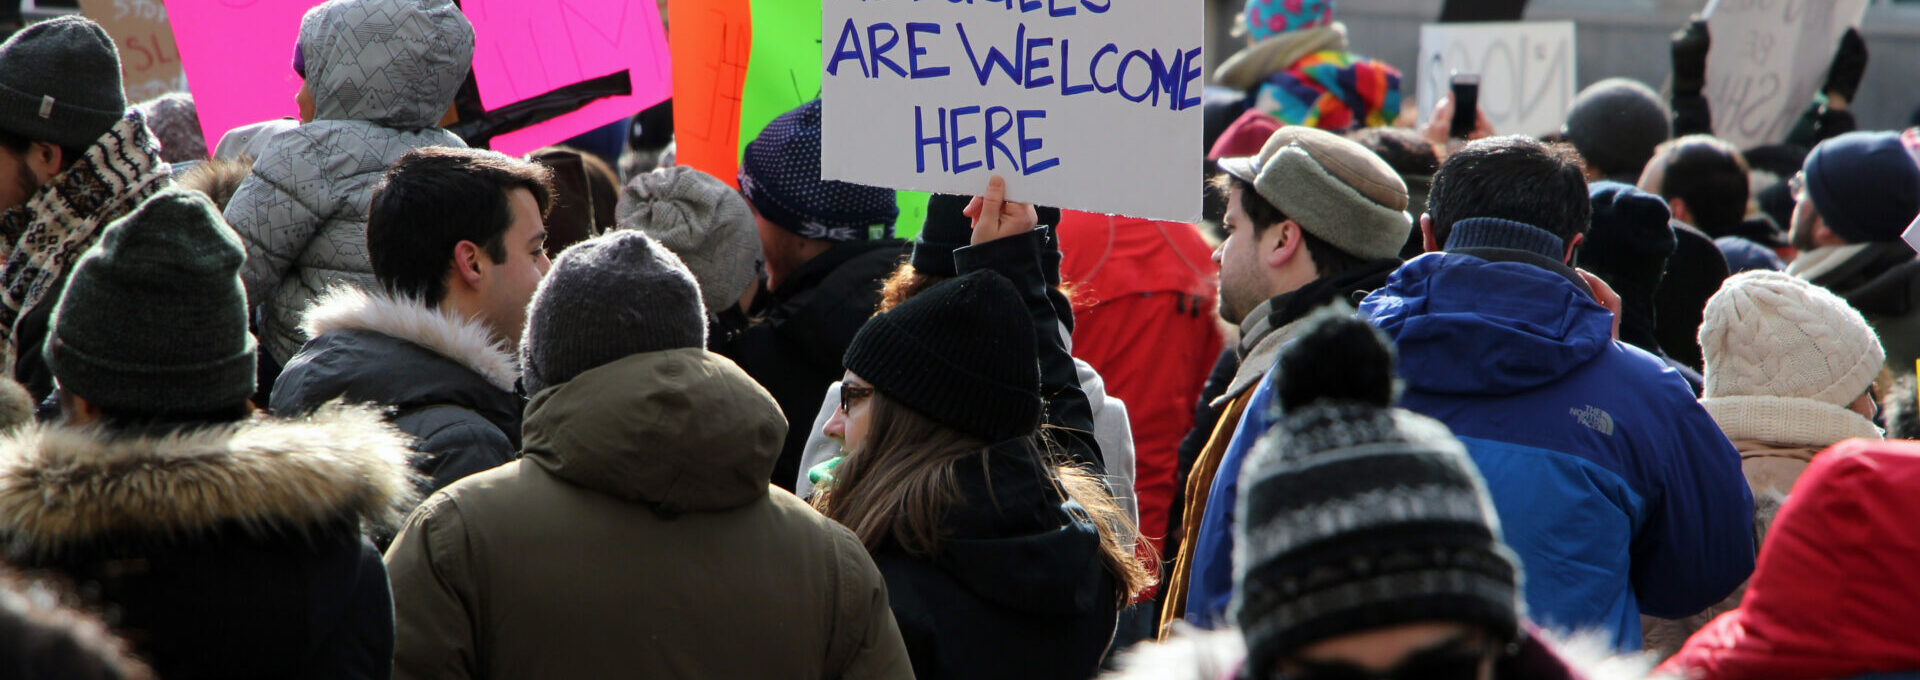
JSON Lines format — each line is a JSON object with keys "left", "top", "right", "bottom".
{"left": 1698, "top": 271, "right": 1884, "bottom": 446}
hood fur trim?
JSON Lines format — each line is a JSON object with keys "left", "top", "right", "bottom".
{"left": 0, "top": 404, "right": 420, "bottom": 555}
{"left": 1103, "top": 626, "right": 1675, "bottom": 680}
{"left": 302, "top": 287, "right": 518, "bottom": 392}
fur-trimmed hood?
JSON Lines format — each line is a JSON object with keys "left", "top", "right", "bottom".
{"left": 300, "top": 286, "right": 517, "bottom": 392}
{"left": 1107, "top": 625, "right": 1673, "bottom": 680}
{"left": 0, "top": 405, "right": 419, "bottom": 557}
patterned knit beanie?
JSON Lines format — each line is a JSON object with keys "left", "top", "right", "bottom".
{"left": 1699, "top": 271, "right": 1884, "bottom": 445}
{"left": 739, "top": 99, "right": 898, "bottom": 242}
{"left": 1253, "top": 52, "right": 1401, "bottom": 131}
{"left": 1233, "top": 306, "right": 1521, "bottom": 673}
{"left": 520, "top": 230, "right": 706, "bottom": 394}
{"left": 1243, "top": 0, "right": 1334, "bottom": 42}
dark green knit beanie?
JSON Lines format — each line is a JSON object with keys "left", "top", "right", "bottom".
{"left": 45, "top": 189, "right": 257, "bottom": 415}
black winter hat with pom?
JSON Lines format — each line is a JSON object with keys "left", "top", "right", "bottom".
{"left": 1232, "top": 305, "right": 1522, "bottom": 672}
{"left": 843, "top": 269, "right": 1041, "bottom": 443}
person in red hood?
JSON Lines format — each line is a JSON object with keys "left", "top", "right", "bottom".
{"left": 1660, "top": 439, "right": 1920, "bottom": 680}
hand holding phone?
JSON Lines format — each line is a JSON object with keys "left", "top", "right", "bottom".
{"left": 1449, "top": 74, "right": 1481, "bottom": 139}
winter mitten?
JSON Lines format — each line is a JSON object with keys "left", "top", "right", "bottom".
{"left": 1671, "top": 18, "right": 1710, "bottom": 97}
{"left": 1824, "top": 28, "right": 1868, "bottom": 103}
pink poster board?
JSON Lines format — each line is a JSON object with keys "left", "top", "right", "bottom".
{"left": 166, "top": 0, "right": 316, "bottom": 149}
{"left": 462, "top": 0, "right": 672, "bottom": 156}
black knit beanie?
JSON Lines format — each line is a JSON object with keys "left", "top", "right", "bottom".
{"left": 843, "top": 269, "right": 1041, "bottom": 443}
{"left": 46, "top": 189, "right": 257, "bottom": 415}
{"left": 1233, "top": 308, "right": 1522, "bottom": 674}
{"left": 0, "top": 15, "right": 125, "bottom": 149}
{"left": 1582, "top": 181, "right": 1676, "bottom": 355}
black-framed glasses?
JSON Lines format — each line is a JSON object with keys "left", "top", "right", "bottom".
{"left": 839, "top": 383, "right": 874, "bottom": 414}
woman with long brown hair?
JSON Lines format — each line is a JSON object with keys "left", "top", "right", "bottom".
{"left": 812, "top": 177, "right": 1153, "bottom": 680}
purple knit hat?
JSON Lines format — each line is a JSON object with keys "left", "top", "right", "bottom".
{"left": 1245, "top": 0, "right": 1334, "bottom": 41}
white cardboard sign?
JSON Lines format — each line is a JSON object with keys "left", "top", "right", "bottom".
{"left": 820, "top": 0, "right": 1203, "bottom": 223}
{"left": 1416, "top": 22, "right": 1576, "bottom": 138}
{"left": 1703, "top": 0, "right": 1868, "bottom": 150}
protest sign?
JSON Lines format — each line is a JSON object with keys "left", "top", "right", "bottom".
{"left": 1416, "top": 22, "right": 1575, "bottom": 138}
{"left": 1703, "top": 0, "right": 1868, "bottom": 150}
{"left": 462, "top": 0, "right": 671, "bottom": 157}
{"left": 167, "top": 0, "right": 314, "bottom": 148}
{"left": 818, "top": 0, "right": 1205, "bottom": 223}
{"left": 671, "top": 0, "right": 931, "bottom": 238}
{"left": 77, "top": 0, "right": 185, "bottom": 102}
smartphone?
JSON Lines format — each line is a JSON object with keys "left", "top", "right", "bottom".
{"left": 1449, "top": 74, "right": 1480, "bottom": 139}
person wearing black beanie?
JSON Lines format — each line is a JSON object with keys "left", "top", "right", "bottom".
{"left": 812, "top": 177, "right": 1151, "bottom": 680}
{"left": 1582, "top": 181, "right": 1708, "bottom": 394}
{"left": 1788, "top": 130, "right": 1920, "bottom": 373}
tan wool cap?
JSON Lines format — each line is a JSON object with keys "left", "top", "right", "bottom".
{"left": 1218, "top": 126, "right": 1411, "bottom": 261}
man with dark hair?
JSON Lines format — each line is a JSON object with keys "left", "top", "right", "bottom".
{"left": 1163, "top": 126, "right": 1411, "bottom": 633}
{"left": 1325, "top": 136, "right": 1753, "bottom": 650}
{"left": 721, "top": 99, "right": 908, "bottom": 489}
{"left": 1641, "top": 136, "right": 1784, "bottom": 273}
{"left": 2, "top": 189, "right": 415, "bottom": 679}
{"left": 272, "top": 147, "right": 553, "bottom": 497}
{"left": 1787, "top": 131, "right": 1920, "bottom": 372}
{"left": 0, "top": 16, "right": 172, "bottom": 401}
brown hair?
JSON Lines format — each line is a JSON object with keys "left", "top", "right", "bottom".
{"left": 813, "top": 394, "right": 1156, "bottom": 604}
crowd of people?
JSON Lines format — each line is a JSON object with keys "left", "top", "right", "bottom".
{"left": 0, "top": 0, "right": 1917, "bottom": 678}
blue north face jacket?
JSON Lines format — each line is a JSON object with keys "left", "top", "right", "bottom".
{"left": 1185, "top": 219, "right": 1756, "bottom": 650}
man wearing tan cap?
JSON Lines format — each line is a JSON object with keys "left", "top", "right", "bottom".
{"left": 1162, "top": 125, "right": 1411, "bottom": 633}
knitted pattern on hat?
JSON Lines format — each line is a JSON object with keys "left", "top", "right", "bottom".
{"left": 616, "top": 166, "right": 760, "bottom": 316}
{"left": 1699, "top": 271, "right": 1884, "bottom": 446}
{"left": 1244, "top": 0, "right": 1334, "bottom": 42}
{"left": 739, "top": 99, "right": 898, "bottom": 243}
{"left": 0, "top": 15, "right": 125, "bottom": 149}
{"left": 1253, "top": 50, "right": 1401, "bottom": 131}
{"left": 843, "top": 269, "right": 1041, "bottom": 443}
{"left": 1233, "top": 307, "right": 1521, "bottom": 672}
{"left": 46, "top": 189, "right": 256, "bottom": 414}
{"left": 520, "top": 230, "right": 706, "bottom": 394}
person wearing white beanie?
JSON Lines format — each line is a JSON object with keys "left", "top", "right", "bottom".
{"left": 1645, "top": 269, "right": 1885, "bottom": 657}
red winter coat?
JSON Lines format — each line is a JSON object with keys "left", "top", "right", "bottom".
{"left": 1057, "top": 211, "right": 1223, "bottom": 562}
{"left": 1659, "top": 439, "right": 1920, "bottom": 680}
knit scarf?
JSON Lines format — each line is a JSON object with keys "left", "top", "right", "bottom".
{"left": 0, "top": 110, "right": 171, "bottom": 370}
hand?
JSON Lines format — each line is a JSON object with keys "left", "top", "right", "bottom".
{"left": 1824, "top": 28, "right": 1868, "bottom": 104}
{"left": 1420, "top": 95, "right": 1494, "bottom": 150}
{"left": 1577, "top": 268, "right": 1622, "bottom": 341}
{"left": 963, "top": 175, "right": 1039, "bottom": 245}
{"left": 1671, "top": 18, "right": 1710, "bottom": 97}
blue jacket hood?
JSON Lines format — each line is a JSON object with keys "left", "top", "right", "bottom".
{"left": 1361, "top": 253, "right": 1614, "bottom": 397}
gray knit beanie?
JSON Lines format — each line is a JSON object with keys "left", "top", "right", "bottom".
{"left": 0, "top": 16, "right": 125, "bottom": 149}
{"left": 616, "top": 166, "right": 759, "bottom": 316}
{"left": 45, "top": 189, "right": 257, "bottom": 415}
{"left": 520, "top": 230, "right": 707, "bottom": 394}
{"left": 1563, "top": 78, "right": 1672, "bottom": 179}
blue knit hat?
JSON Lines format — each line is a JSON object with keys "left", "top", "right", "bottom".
{"left": 739, "top": 99, "right": 898, "bottom": 242}
{"left": 1804, "top": 131, "right": 1920, "bottom": 244}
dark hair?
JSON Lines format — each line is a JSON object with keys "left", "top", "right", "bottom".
{"left": 56, "top": 387, "right": 253, "bottom": 437}
{"left": 1427, "top": 136, "right": 1592, "bottom": 247}
{"left": 1651, "top": 135, "right": 1750, "bottom": 238}
{"left": 0, "top": 128, "right": 87, "bottom": 172}
{"left": 1346, "top": 127, "right": 1439, "bottom": 178}
{"left": 1210, "top": 174, "right": 1370, "bottom": 278}
{"left": 366, "top": 147, "right": 554, "bottom": 304}
{"left": 0, "top": 571, "right": 154, "bottom": 680}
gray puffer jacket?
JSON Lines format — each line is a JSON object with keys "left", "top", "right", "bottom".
{"left": 270, "top": 288, "right": 522, "bottom": 498}
{"left": 227, "top": 0, "right": 474, "bottom": 364}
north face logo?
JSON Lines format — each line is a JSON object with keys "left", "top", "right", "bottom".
{"left": 1570, "top": 406, "right": 1615, "bottom": 436}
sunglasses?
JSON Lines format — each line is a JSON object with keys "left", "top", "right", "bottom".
{"left": 839, "top": 383, "right": 874, "bottom": 414}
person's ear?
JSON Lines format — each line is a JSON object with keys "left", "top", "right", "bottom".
{"left": 452, "top": 241, "right": 487, "bottom": 290}
{"left": 1564, "top": 232, "right": 1585, "bottom": 265}
{"left": 1667, "top": 196, "right": 1692, "bottom": 226}
{"left": 1265, "top": 220, "right": 1304, "bottom": 269}
{"left": 1420, "top": 214, "right": 1440, "bottom": 253}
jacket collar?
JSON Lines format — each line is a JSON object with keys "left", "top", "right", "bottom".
{"left": 1444, "top": 218, "right": 1593, "bottom": 296}
{"left": 0, "top": 404, "right": 417, "bottom": 557}
{"left": 1216, "top": 259, "right": 1400, "bottom": 407}
{"left": 301, "top": 286, "right": 519, "bottom": 393}
{"left": 521, "top": 349, "right": 786, "bottom": 513}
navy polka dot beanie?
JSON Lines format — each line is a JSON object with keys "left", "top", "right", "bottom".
{"left": 739, "top": 99, "right": 899, "bottom": 242}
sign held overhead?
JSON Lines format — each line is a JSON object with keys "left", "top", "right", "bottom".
{"left": 820, "top": 0, "right": 1204, "bottom": 223}
{"left": 1415, "top": 21, "right": 1575, "bottom": 139}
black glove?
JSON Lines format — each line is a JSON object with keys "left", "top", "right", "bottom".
{"left": 1824, "top": 28, "right": 1868, "bottom": 103}
{"left": 1671, "top": 18, "right": 1710, "bottom": 97}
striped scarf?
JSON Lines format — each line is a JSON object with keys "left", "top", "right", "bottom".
{"left": 1253, "top": 50, "right": 1402, "bottom": 131}
{"left": 0, "top": 110, "right": 171, "bottom": 370}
